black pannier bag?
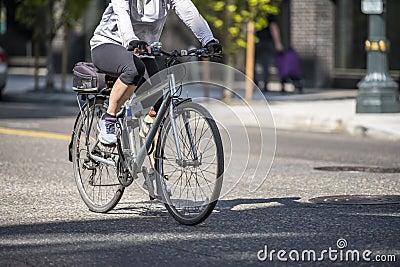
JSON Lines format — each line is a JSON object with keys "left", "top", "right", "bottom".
{"left": 72, "top": 62, "right": 106, "bottom": 92}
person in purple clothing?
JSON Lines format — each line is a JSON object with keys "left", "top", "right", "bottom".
{"left": 91, "top": 0, "right": 222, "bottom": 144}
{"left": 254, "top": 14, "right": 284, "bottom": 92}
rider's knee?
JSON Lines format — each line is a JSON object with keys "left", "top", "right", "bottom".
{"left": 120, "top": 57, "right": 146, "bottom": 86}
{"left": 133, "top": 56, "right": 146, "bottom": 78}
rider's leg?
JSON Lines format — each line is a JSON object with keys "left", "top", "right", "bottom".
{"left": 107, "top": 78, "right": 136, "bottom": 116}
{"left": 91, "top": 43, "right": 145, "bottom": 144}
{"left": 107, "top": 55, "right": 149, "bottom": 115}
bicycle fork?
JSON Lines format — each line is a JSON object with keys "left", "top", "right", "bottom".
{"left": 167, "top": 74, "right": 199, "bottom": 166}
{"left": 168, "top": 74, "right": 184, "bottom": 163}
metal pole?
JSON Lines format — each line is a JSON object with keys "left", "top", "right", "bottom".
{"left": 356, "top": 0, "right": 399, "bottom": 113}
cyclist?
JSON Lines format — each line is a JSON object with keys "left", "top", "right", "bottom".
{"left": 90, "top": 0, "right": 222, "bottom": 144}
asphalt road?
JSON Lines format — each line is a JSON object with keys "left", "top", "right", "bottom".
{"left": 0, "top": 100, "right": 399, "bottom": 266}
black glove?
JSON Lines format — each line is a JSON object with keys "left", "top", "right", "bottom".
{"left": 127, "top": 40, "right": 148, "bottom": 51}
{"left": 205, "top": 40, "right": 222, "bottom": 54}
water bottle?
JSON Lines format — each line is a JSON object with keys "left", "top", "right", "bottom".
{"left": 125, "top": 106, "right": 132, "bottom": 120}
{"left": 139, "top": 109, "right": 156, "bottom": 138}
{"left": 125, "top": 93, "right": 141, "bottom": 128}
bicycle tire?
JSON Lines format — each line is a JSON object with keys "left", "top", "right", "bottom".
{"left": 71, "top": 98, "right": 124, "bottom": 213}
{"left": 155, "top": 101, "right": 224, "bottom": 225}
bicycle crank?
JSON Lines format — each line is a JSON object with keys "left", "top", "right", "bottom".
{"left": 117, "top": 158, "right": 136, "bottom": 187}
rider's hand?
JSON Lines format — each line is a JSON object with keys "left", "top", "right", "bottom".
{"left": 128, "top": 40, "right": 150, "bottom": 54}
{"left": 205, "top": 40, "right": 222, "bottom": 54}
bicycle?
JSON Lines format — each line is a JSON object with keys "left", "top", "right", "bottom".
{"left": 68, "top": 42, "right": 224, "bottom": 225}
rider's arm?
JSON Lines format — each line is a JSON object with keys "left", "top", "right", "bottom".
{"left": 170, "top": 0, "right": 216, "bottom": 47}
{"left": 111, "top": 0, "right": 139, "bottom": 48}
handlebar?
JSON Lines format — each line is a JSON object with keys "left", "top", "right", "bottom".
{"left": 154, "top": 47, "right": 211, "bottom": 57}
{"left": 128, "top": 42, "right": 222, "bottom": 59}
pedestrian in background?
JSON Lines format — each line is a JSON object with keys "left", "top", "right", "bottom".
{"left": 254, "top": 14, "right": 284, "bottom": 92}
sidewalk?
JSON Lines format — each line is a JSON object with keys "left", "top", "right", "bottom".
{"left": 2, "top": 75, "right": 400, "bottom": 141}
{"left": 269, "top": 92, "right": 400, "bottom": 140}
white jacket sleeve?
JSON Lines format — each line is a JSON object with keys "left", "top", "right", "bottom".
{"left": 111, "top": 0, "right": 138, "bottom": 47}
{"left": 171, "top": 0, "right": 216, "bottom": 46}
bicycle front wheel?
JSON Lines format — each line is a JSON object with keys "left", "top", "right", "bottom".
{"left": 71, "top": 98, "right": 124, "bottom": 213}
{"left": 155, "top": 101, "right": 224, "bottom": 225}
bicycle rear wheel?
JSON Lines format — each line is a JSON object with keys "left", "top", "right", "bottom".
{"left": 71, "top": 98, "right": 124, "bottom": 213}
{"left": 155, "top": 101, "right": 224, "bottom": 225}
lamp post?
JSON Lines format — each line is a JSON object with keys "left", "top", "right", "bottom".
{"left": 356, "top": 0, "right": 399, "bottom": 113}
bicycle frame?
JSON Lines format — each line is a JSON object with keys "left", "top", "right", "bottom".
{"left": 114, "top": 72, "right": 190, "bottom": 178}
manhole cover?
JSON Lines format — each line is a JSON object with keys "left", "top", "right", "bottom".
{"left": 314, "top": 166, "right": 400, "bottom": 173}
{"left": 309, "top": 195, "right": 400, "bottom": 205}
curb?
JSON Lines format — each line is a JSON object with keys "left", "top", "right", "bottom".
{"left": 270, "top": 100, "right": 400, "bottom": 141}
{"left": 272, "top": 113, "right": 400, "bottom": 141}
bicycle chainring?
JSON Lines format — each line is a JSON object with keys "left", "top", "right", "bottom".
{"left": 116, "top": 139, "right": 138, "bottom": 187}
{"left": 117, "top": 158, "right": 134, "bottom": 187}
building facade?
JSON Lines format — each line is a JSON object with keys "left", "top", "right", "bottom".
{"left": 281, "top": 0, "right": 400, "bottom": 88}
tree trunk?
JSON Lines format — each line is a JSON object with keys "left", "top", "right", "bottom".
{"left": 34, "top": 38, "right": 40, "bottom": 91}
{"left": 45, "top": 1, "right": 54, "bottom": 90}
{"left": 61, "top": 26, "right": 68, "bottom": 92}
{"left": 245, "top": 21, "right": 255, "bottom": 102}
